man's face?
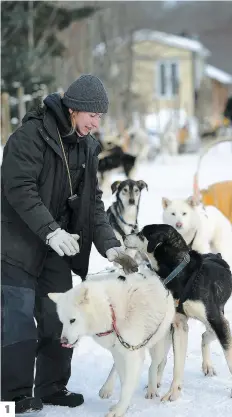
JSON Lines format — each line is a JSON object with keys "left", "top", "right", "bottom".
{"left": 70, "top": 110, "right": 102, "bottom": 136}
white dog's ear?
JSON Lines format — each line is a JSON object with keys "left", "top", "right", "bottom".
{"left": 186, "top": 196, "right": 196, "bottom": 207}
{"left": 162, "top": 197, "right": 171, "bottom": 209}
{"left": 111, "top": 181, "right": 121, "bottom": 194}
{"left": 48, "top": 293, "right": 62, "bottom": 303}
{"left": 75, "top": 286, "right": 89, "bottom": 305}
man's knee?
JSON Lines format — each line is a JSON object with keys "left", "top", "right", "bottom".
{"left": 2, "top": 284, "right": 36, "bottom": 347}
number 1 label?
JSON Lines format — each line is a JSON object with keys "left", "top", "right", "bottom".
{"left": 0, "top": 402, "right": 15, "bottom": 416}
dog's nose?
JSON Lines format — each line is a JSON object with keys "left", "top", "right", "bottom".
{"left": 176, "top": 222, "right": 183, "bottom": 229}
{"left": 129, "top": 198, "right": 135, "bottom": 205}
{"left": 60, "top": 336, "right": 68, "bottom": 345}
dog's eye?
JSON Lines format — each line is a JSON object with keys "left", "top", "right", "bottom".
{"left": 182, "top": 212, "right": 187, "bottom": 216}
{"left": 70, "top": 319, "right": 76, "bottom": 324}
{"left": 123, "top": 188, "right": 128, "bottom": 193}
{"left": 171, "top": 212, "right": 175, "bottom": 216}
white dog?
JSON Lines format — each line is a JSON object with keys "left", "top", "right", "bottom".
{"left": 162, "top": 196, "right": 232, "bottom": 268}
{"left": 49, "top": 268, "right": 175, "bottom": 417}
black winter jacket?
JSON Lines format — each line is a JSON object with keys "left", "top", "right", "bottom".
{"left": 1, "top": 100, "right": 120, "bottom": 279}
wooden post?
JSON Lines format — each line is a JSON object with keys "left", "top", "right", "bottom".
{"left": 18, "top": 85, "right": 26, "bottom": 125}
{"left": 1, "top": 93, "right": 12, "bottom": 145}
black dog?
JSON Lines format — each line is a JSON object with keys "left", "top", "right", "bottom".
{"left": 125, "top": 224, "right": 232, "bottom": 400}
{"left": 98, "top": 146, "right": 136, "bottom": 184}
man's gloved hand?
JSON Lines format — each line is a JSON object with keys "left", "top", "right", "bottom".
{"left": 46, "top": 228, "right": 80, "bottom": 257}
{"left": 106, "top": 247, "right": 138, "bottom": 274}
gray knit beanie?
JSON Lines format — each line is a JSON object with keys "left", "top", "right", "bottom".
{"left": 62, "top": 74, "right": 109, "bottom": 113}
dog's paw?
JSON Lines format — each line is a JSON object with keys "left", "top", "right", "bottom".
{"left": 105, "top": 405, "right": 125, "bottom": 417}
{"left": 145, "top": 389, "right": 159, "bottom": 399}
{"left": 161, "top": 387, "right": 181, "bottom": 402}
{"left": 99, "top": 386, "right": 113, "bottom": 399}
{"left": 202, "top": 362, "right": 217, "bottom": 377}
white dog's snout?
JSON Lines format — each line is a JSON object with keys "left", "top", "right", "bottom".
{"left": 176, "top": 222, "right": 183, "bottom": 229}
{"left": 61, "top": 336, "right": 68, "bottom": 345}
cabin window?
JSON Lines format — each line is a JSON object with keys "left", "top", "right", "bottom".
{"left": 156, "top": 60, "right": 179, "bottom": 98}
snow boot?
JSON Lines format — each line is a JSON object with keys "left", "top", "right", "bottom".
{"left": 41, "top": 388, "right": 84, "bottom": 407}
{"left": 14, "top": 395, "right": 43, "bottom": 414}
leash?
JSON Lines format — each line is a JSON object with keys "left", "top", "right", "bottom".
{"left": 163, "top": 253, "right": 190, "bottom": 286}
{"left": 87, "top": 267, "right": 117, "bottom": 277}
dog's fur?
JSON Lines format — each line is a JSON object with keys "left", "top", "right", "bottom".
{"left": 98, "top": 145, "right": 136, "bottom": 190}
{"left": 107, "top": 179, "right": 148, "bottom": 245}
{"left": 48, "top": 268, "right": 175, "bottom": 417}
{"left": 124, "top": 224, "right": 232, "bottom": 400}
{"left": 162, "top": 196, "right": 232, "bottom": 268}
{"left": 124, "top": 127, "right": 150, "bottom": 161}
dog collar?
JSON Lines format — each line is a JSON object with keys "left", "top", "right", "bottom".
{"left": 95, "top": 304, "right": 116, "bottom": 338}
{"left": 163, "top": 253, "right": 190, "bottom": 286}
{"left": 96, "top": 303, "right": 166, "bottom": 351}
{"left": 95, "top": 329, "right": 114, "bottom": 337}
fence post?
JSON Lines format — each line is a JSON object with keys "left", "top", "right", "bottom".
{"left": 1, "top": 92, "right": 12, "bottom": 145}
{"left": 18, "top": 85, "right": 26, "bottom": 125}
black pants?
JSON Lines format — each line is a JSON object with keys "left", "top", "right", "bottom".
{"left": 1, "top": 251, "right": 73, "bottom": 401}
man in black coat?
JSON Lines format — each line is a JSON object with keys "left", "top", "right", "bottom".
{"left": 1, "top": 74, "right": 138, "bottom": 414}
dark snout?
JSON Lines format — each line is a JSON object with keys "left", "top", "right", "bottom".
{"left": 129, "top": 198, "right": 135, "bottom": 205}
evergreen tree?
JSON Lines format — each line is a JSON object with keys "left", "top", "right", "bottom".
{"left": 1, "top": 1, "right": 96, "bottom": 95}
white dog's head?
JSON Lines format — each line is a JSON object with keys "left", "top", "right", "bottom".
{"left": 162, "top": 197, "right": 198, "bottom": 235}
{"left": 48, "top": 286, "right": 90, "bottom": 348}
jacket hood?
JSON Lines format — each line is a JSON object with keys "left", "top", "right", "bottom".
{"left": 22, "top": 93, "right": 69, "bottom": 130}
{"left": 22, "top": 108, "right": 44, "bottom": 124}
{"left": 43, "top": 92, "right": 71, "bottom": 136}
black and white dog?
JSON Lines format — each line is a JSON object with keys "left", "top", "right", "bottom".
{"left": 107, "top": 179, "right": 148, "bottom": 246}
{"left": 124, "top": 224, "right": 232, "bottom": 400}
{"left": 98, "top": 146, "right": 136, "bottom": 190}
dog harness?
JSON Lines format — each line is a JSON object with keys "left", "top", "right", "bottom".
{"left": 115, "top": 202, "right": 139, "bottom": 233}
{"left": 108, "top": 209, "right": 139, "bottom": 241}
{"left": 117, "top": 213, "right": 139, "bottom": 231}
{"left": 96, "top": 297, "right": 169, "bottom": 351}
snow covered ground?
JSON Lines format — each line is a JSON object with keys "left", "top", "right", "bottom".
{"left": 38, "top": 145, "right": 232, "bottom": 417}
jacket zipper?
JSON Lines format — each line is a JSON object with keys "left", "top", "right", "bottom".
{"left": 38, "top": 126, "right": 66, "bottom": 220}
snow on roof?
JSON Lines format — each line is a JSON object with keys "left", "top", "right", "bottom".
{"left": 93, "top": 30, "right": 210, "bottom": 58}
{"left": 134, "top": 30, "right": 210, "bottom": 57}
{"left": 205, "top": 65, "right": 232, "bottom": 84}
